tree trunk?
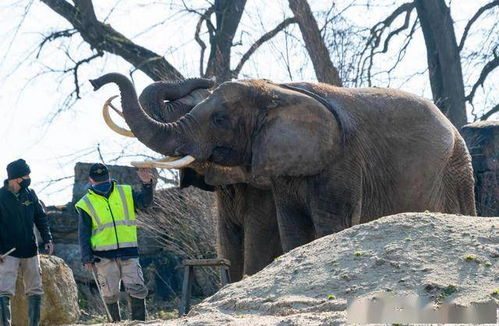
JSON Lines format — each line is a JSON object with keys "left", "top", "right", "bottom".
{"left": 288, "top": 0, "right": 342, "bottom": 86}
{"left": 205, "top": 0, "right": 247, "bottom": 82}
{"left": 414, "top": 0, "right": 467, "bottom": 128}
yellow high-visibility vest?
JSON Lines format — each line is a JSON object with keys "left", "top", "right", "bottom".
{"left": 75, "top": 182, "right": 137, "bottom": 251}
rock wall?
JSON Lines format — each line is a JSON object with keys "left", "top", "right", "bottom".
{"left": 12, "top": 255, "right": 79, "bottom": 326}
{"left": 462, "top": 121, "right": 499, "bottom": 216}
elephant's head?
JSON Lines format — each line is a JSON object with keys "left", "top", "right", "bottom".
{"left": 179, "top": 80, "right": 343, "bottom": 179}
{"left": 90, "top": 75, "right": 341, "bottom": 181}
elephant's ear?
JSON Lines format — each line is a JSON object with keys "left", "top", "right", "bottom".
{"left": 251, "top": 87, "right": 341, "bottom": 178}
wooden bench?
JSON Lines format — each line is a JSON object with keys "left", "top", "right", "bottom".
{"left": 178, "top": 258, "right": 231, "bottom": 316}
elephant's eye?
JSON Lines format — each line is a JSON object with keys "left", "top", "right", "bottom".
{"left": 211, "top": 112, "right": 229, "bottom": 129}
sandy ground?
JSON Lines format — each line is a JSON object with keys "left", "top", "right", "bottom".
{"left": 68, "top": 213, "right": 498, "bottom": 325}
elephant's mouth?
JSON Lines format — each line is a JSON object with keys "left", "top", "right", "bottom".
{"left": 209, "top": 146, "right": 244, "bottom": 166}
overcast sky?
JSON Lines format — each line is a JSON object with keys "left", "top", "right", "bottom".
{"left": 0, "top": 0, "right": 496, "bottom": 205}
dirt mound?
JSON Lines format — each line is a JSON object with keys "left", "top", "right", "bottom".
{"left": 70, "top": 213, "right": 498, "bottom": 325}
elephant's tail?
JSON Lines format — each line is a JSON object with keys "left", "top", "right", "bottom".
{"left": 443, "top": 133, "right": 477, "bottom": 216}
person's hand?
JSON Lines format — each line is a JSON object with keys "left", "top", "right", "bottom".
{"left": 137, "top": 168, "right": 154, "bottom": 184}
{"left": 84, "top": 262, "right": 95, "bottom": 274}
{"left": 45, "top": 242, "right": 54, "bottom": 255}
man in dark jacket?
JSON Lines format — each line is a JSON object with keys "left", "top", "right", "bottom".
{"left": 0, "top": 159, "right": 53, "bottom": 326}
{"left": 76, "top": 163, "right": 154, "bottom": 322}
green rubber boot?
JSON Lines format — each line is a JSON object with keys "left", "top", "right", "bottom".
{"left": 28, "top": 295, "right": 41, "bottom": 326}
{"left": 130, "top": 297, "right": 146, "bottom": 321}
{"left": 0, "top": 296, "right": 11, "bottom": 326}
{"left": 105, "top": 302, "right": 121, "bottom": 322}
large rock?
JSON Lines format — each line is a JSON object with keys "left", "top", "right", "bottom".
{"left": 462, "top": 121, "right": 499, "bottom": 216}
{"left": 54, "top": 243, "right": 91, "bottom": 283}
{"left": 45, "top": 205, "right": 79, "bottom": 243}
{"left": 12, "top": 255, "right": 80, "bottom": 326}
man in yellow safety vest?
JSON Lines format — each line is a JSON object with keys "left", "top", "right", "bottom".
{"left": 75, "top": 163, "right": 155, "bottom": 322}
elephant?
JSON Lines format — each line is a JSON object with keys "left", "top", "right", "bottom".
{"left": 100, "top": 76, "right": 282, "bottom": 281}
{"left": 90, "top": 73, "right": 476, "bottom": 254}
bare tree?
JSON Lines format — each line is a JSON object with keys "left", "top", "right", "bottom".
{"left": 354, "top": 0, "right": 498, "bottom": 128}
{"left": 288, "top": 0, "right": 342, "bottom": 86}
{"left": 39, "top": 0, "right": 300, "bottom": 93}
{"left": 41, "top": 0, "right": 184, "bottom": 82}
{"left": 415, "top": 0, "right": 468, "bottom": 128}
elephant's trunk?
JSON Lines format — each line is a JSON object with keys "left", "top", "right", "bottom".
{"left": 139, "top": 78, "right": 214, "bottom": 122}
{"left": 90, "top": 73, "right": 190, "bottom": 157}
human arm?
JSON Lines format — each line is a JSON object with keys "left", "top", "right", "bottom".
{"left": 77, "top": 207, "right": 95, "bottom": 265}
{"left": 133, "top": 168, "right": 155, "bottom": 210}
{"left": 32, "top": 191, "right": 53, "bottom": 253}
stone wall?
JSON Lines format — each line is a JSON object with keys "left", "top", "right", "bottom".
{"left": 462, "top": 121, "right": 499, "bottom": 216}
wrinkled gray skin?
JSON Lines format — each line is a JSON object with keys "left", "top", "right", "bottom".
{"left": 136, "top": 77, "right": 282, "bottom": 281}
{"left": 139, "top": 78, "right": 214, "bottom": 123}
{"left": 90, "top": 74, "right": 476, "bottom": 254}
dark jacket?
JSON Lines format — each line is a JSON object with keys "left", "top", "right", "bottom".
{"left": 77, "top": 181, "right": 153, "bottom": 264}
{"left": 0, "top": 180, "right": 52, "bottom": 258}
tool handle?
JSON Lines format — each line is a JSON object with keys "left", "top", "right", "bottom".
{"left": 0, "top": 248, "right": 16, "bottom": 259}
{"left": 91, "top": 266, "right": 113, "bottom": 322}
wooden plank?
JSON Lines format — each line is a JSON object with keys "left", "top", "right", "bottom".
{"left": 182, "top": 258, "right": 231, "bottom": 267}
{"left": 179, "top": 266, "right": 194, "bottom": 316}
{"left": 220, "top": 266, "right": 230, "bottom": 286}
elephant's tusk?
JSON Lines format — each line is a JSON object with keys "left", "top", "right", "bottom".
{"left": 131, "top": 155, "right": 195, "bottom": 169}
{"left": 108, "top": 101, "right": 124, "bottom": 118}
{"left": 129, "top": 156, "right": 181, "bottom": 168}
{"left": 102, "top": 95, "right": 135, "bottom": 138}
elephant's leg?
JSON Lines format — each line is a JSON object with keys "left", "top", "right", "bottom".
{"left": 308, "top": 166, "right": 363, "bottom": 237}
{"left": 443, "top": 136, "right": 477, "bottom": 216}
{"left": 271, "top": 177, "right": 315, "bottom": 252}
{"left": 243, "top": 188, "right": 282, "bottom": 276}
{"left": 215, "top": 187, "right": 244, "bottom": 282}
{"left": 275, "top": 203, "right": 315, "bottom": 252}
{"left": 217, "top": 217, "right": 244, "bottom": 282}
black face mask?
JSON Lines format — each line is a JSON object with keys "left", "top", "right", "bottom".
{"left": 19, "top": 178, "right": 31, "bottom": 189}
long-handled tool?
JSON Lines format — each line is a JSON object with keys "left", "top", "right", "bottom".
{"left": 0, "top": 248, "right": 16, "bottom": 260}
{"left": 91, "top": 265, "right": 112, "bottom": 322}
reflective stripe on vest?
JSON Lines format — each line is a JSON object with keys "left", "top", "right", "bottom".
{"left": 75, "top": 183, "right": 137, "bottom": 251}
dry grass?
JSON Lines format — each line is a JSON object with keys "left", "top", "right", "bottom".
{"left": 136, "top": 186, "right": 220, "bottom": 294}
{"left": 137, "top": 186, "right": 217, "bottom": 259}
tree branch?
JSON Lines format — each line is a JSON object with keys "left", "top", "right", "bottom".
{"left": 232, "top": 17, "right": 297, "bottom": 78}
{"left": 64, "top": 52, "right": 104, "bottom": 99}
{"left": 36, "top": 29, "right": 77, "bottom": 58}
{"left": 458, "top": 0, "right": 499, "bottom": 52}
{"left": 194, "top": 6, "right": 215, "bottom": 77}
{"left": 479, "top": 103, "right": 499, "bottom": 121}
{"left": 204, "top": 0, "right": 247, "bottom": 82}
{"left": 465, "top": 47, "right": 499, "bottom": 103}
{"left": 288, "top": 0, "right": 342, "bottom": 86}
{"left": 355, "top": 2, "right": 415, "bottom": 86}
{"left": 40, "top": 0, "right": 183, "bottom": 81}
